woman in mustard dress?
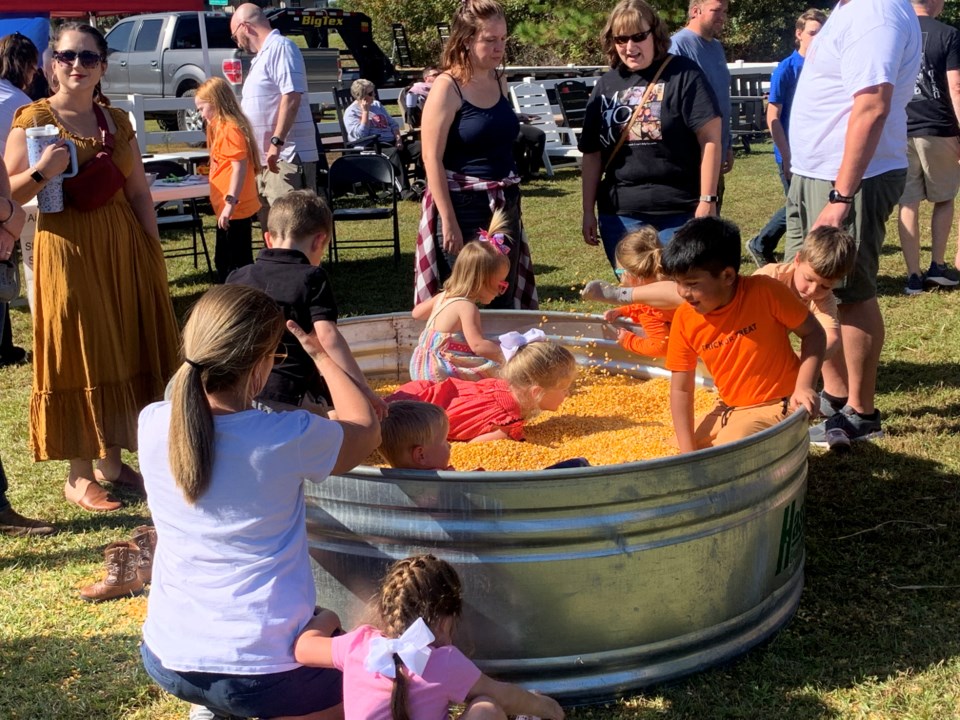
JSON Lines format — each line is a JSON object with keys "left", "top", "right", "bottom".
{"left": 4, "top": 23, "right": 179, "bottom": 512}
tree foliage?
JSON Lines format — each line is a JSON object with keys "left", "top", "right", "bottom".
{"left": 343, "top": 0, "right": 960, "bottom": 69}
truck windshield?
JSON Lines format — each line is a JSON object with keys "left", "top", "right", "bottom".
{"left": 173, "top": 16, "right": 233, "bottom": 50}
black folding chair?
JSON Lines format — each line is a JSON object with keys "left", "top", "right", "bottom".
{"left": 144, "top": 159, "right": 212, "bottom": 274}
{"left": 331, "top": 85, "right": 386, "bottom": 154}
{"left": 555, "top": 79, "right": 590, "bottom": 131}
{"left": 327, "top": 154, "right": 401, "bottom": 265}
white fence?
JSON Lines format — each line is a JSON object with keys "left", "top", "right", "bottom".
{"left": 120, "top": 63, "right": 778, "bottom": 153}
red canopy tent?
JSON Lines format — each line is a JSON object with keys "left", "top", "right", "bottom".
{"left": 2, "top": 1, "right": 203, "bottom": 15}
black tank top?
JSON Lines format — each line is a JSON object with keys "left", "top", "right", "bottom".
{"left": 442, "top": 75, "right": 520, "bottom": 180}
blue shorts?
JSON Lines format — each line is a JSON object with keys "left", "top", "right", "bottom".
{"left": 141, "top": 643, "right": 342, "bottom": 718}
{"left": 597, "top": 211, "right": 693, "bottom": 269}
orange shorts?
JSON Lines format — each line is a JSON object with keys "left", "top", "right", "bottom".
{"left": 694, "top": 397, "right": 789, "bottom": 449}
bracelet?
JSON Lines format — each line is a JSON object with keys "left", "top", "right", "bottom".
{"left": 0, "top": 197, "right": 13, "bottom": 224}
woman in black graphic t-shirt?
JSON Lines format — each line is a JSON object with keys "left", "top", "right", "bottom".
{"left": 580, "top": 0, "right": 722, "bottom": 266}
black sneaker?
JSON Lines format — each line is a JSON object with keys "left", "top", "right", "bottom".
{"left": 904, "top": 273, "right": 924, "bottom": 296}
{"left": 809, "top": 406, "right": 883, "bottom": 451}
{"left": 0, "top": 346, "right": 27, "bottom": 367}
{"left": 925, "top": 262, "right": 959, "bottom": 287}
{"left": 818, "top": 391, "right": 847, "bottom": 419}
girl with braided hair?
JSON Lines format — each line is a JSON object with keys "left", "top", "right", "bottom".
{"left": 295, "top": 553, "right": 565, "bottom": 720}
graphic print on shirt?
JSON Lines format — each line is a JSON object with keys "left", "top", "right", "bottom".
{"left": 368, "top": 112, "right": 391, "bottom": 130}
{"left": 598, "top": 81, "right": 666, "bottom": 147}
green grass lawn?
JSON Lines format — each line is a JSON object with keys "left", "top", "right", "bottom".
{"left": 2, "top": 146, "right": 959, "bottom": 719}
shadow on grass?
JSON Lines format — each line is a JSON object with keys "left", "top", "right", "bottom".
{"left": 591, "top": 442, "right": 960, "bottom": 718}
{"left": 876, "top": 360, "right": 960, "bottom": 394}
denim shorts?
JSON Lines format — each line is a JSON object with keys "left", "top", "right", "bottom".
{"left": 141, "top": 643, "right": 342, "bottom": 719}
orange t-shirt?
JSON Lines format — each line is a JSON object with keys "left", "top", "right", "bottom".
{"left": 665, "top": 274, "right": 810, "bottom": 407}
{"left": 618, "top": 303, "right": 675, "bottom": 358}
{"left": 208, "top": 120, "right": 260, "bottom": 220}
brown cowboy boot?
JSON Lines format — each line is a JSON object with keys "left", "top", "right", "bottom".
{"left": 131, "top": 525, "right": 157, "bottom": 584}
{"left": 79, "top": 541, "right": 145, "bottom": 602}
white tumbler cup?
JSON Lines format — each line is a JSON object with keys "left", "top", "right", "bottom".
{"left": 25, "top": 125, "right": 78, "bottom": 213}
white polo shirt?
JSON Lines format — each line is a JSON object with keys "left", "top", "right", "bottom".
{"left": 241, "top": 29, "right": 319, "bottom": 164}
{"left": 788, "top": 0, "right": 921, "bottom": 181}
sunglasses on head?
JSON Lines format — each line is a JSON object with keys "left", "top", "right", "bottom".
{"left": 613, "top": 29, "right": 653, "bottom": 45}
{"left": 53, "top": 50, "right": 104, "bottom": 69}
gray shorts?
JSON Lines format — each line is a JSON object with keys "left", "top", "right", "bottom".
{"left": 785, "top": 170, "right": 905, "bottom": 304}
{"left": 256, "top": 159, "right": 318, "bottom": 209}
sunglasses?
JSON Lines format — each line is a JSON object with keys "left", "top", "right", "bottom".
{"left": 53, "top": 50, "right": 104, "bottom": 69}
{"left": 613, "top": 29, "right": 653, "bottom": 45}
{"left": 273, "top": 349, "right": 289, "bottom": 364}
{"left": 497, "top": 280, "right": 509, "bottom": 295}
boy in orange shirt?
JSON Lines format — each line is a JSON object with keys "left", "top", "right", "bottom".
{"left": 662, "top": 217, "right": 825, "bottom": 452}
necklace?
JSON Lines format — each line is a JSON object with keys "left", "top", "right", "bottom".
{"left": 47, "top": 100, "right": 99, "bottom": 140}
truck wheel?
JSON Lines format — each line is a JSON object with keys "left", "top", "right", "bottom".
{"left": 176, "top": 88, "right": 205, "bottom": 146}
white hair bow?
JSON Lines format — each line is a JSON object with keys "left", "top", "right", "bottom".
{"left": 498, "top": 328, "right": 547, "bottom": 362}
{"left": 363, "top": 617, "right": 435, "bottom": 679}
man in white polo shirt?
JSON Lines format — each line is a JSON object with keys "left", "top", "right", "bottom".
{"left": 784, "top": 0, "right": 921, "bottom": 450}
{"left": 231, "top": 3, "right": 319, "bottom": 220}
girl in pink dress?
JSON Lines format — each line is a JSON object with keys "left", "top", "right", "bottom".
{"left": 409, "top": 211, "right": 511, "bottom": 382}
{"left": 390, "top": 334, "right": 577, "bottom": 442}
{"left": 294, "top": 554, "right": 564, "bottom": 720}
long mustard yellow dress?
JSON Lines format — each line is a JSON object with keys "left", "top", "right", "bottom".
{"left": 13, "top": 100, "right": 180, "bottom": 461}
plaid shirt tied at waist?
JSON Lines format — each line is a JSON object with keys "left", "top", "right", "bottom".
{"left": 415, "top": 171, "right": 538, "bottom": 309}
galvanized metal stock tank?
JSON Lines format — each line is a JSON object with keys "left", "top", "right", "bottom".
{"left": 305, "top": 311, "right": 807, "bottom": 704}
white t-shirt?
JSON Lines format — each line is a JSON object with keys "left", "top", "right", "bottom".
{"left": 789, "top": 0, "right": 921, "bottom": 180}
{"left": 140, "top": 401, "right": 343, "bottom": 674}
{"left": 0, "top": 79, "right": 31, "bottom": 155}
{"left": 241, "top": 29, "right": 319, "bottom": 164}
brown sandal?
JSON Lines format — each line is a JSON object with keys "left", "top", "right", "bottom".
{"left": 64, "top": 477, "right": 122, "bottom": 512}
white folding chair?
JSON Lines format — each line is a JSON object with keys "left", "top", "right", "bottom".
{"left": 509, "top": 81, "right": 582, "bottom": 177}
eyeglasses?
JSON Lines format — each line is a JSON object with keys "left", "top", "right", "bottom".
{"left": 230, "top": 21, "right": 248, "bottom": 44}
{"left": 53, "top": 50, "right": 105, "bottom": 69}
{"left": 613, "top": 29, "right": 653, "bottom": 45}
{"left": 273, "top": 349, "right": 289, "bottom": 364}
{"left": 497, "top": 280, "right": 509, "bottom": 295}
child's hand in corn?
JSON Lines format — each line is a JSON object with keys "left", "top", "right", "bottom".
{"left": 603, "top": 308, "right": 623, "bottom": 323}
{"left": 581, "top": 280, "right": 633, "bottom": 305}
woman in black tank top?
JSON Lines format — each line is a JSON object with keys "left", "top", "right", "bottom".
{"left": 418, "top": 0, "right": 537, "bottom": 310}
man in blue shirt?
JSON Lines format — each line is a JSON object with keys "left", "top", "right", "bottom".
{"left": 671, "top": 0, "right": 732, "bottom": 212}
{"left": 747, "top": 9, "right": 826, "bottom": 266}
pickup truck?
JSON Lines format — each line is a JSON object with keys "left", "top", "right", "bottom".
{"left": 101, "top": 11, "right": 342, "bottom": 132}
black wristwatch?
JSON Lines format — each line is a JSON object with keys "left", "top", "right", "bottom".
{"left": 828, "top": 188, "right": 854, "bottom": 204}
{"left": 30, "top": 167, "right": 45, "bottom": 183}
{"left": 224, "top": 194, "right": 238, "bottom": 205}
{"left": 270, "top": 135, "right": 285, "bottom": 148}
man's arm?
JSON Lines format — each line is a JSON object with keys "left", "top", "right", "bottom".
{"left": 947, "top": 68, "right": 960, "bottom": 146}
{"left": 812, "top": 83, "right": 893, "bottom": 230}
{"left": 766, "top": 102, "right": 791, "bottom": 179}
{"left": 265, "top": 91, "right": 302, "bottom": 172}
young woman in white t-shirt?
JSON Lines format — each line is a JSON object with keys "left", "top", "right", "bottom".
{"left": 139, "top": 283, "right": 380, "bottom": 720}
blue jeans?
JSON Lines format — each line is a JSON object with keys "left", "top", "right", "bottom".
{"left": 597, "top": 211, "right": 693, "bottom": 270}
{"left": 141, "top": 643, "right": 342, "bottom": 718}
{"left": 749, "top": 163, "right": 790, "bottom": 256}
{"left": 435, "top": 184, "right": 523, "bottom": 310}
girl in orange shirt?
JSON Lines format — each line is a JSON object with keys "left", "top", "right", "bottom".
{"left": 195, "top": 77, "right": 261, "bottom": 282}
{"left": 603, "top": 226, "right": 676, "bottom": 358}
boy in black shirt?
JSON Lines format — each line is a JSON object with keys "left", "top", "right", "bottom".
{"left": 227, "top": 190, "right": 386, "bottom": 417}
